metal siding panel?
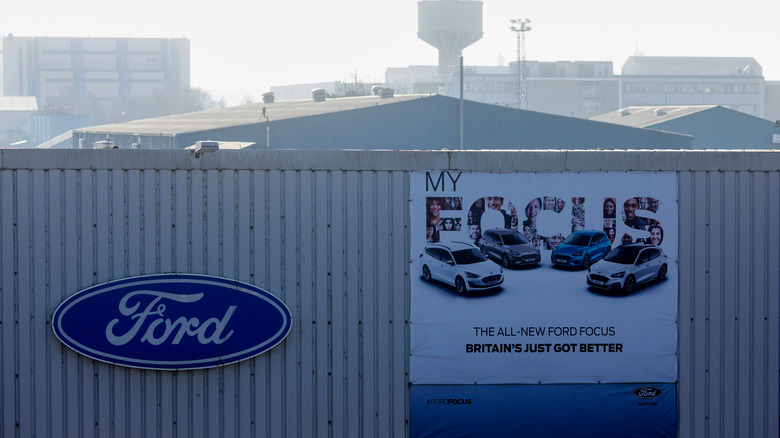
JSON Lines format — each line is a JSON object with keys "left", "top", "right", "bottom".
{"left": 267, "top": 170, "right": 284, "bottom": 436}
{"left": 298, "top": 170, "right": 316, "bottom": 436}
{"left": 111, "top": 170, "right": 126, "bottom": 278}
{"left": 127, "top": 170, "right": 142, "bottom": 277}
{"left": 705, "top": 171, "right": 725, "bottom": 438}
{"left": 344, "top": 171, "right": 361, "bottom": 438}
{"left": 719, "top": 171, "right": 739, "bottom": 437}
{"left": 361, "top": 171, "right": 377, "bottom": 437}
{"left": 677, "top": 171, "right": 694, "bottom": 437}
{"left": 173, "top": 170, "right": 189, "bottom": 273}
{"left": 374, "top": 171, "right": 391, "bottom": 437}
{"left": 236, "top": 170, "right": 251, "bottom": 281}
{"left": 282, "top": 170, "right": 300, "bottom": 438}
{"left": 330, "top": 170, "right": 347, "bottom": 438}
{"left": 158, "top": 170, "right": 173, "bottom": 273}
{"left": 143, "top": 170, "right": 157, "bottom": 274}
{"left": 159, "top": 372, "right": 174, "bottom": 437}
{"left": 235, "top": 170, "right": 253, "bottom": 436}
{"left": 249, "top": 170, "right": 269, "bottom": 438}
{"left": 16, "top": 170, "right": 32, "bottom": 438}
{"left": 61, "top": 170, "right": 80, "bottom": 437}
{"left": 736, "top": 172, "right": 753, "bottom": 437}
{"left": 190, "top": 170, "right": 204, "bottom": 273}
{"left": 313, "top": 171, "right": 331, "bottom": 435}
{"left": 692, "top": 172, "right": 708, "bottom": 436}
{"left": 31, "top": 170, "right": 49, "bottom": 437}
{"left": 1, "top": 170, "right": 14, "bottom": 436}
{"left": 206, "top": 170, "right": 220, "bottom": 276}
{"left": 765, "top": 172, "right": 780, "bottom": 438}
{"left": 221, "top": 170, "right": 235, "bottom": 280}
{"left": 750, "top": 173, "right": 769, "bottom": 437}
{"left": 392, "top": 171, "right": 410, "bottom": 438}
{"left": 47, "top": 170, "right": 65, "bottom": 436}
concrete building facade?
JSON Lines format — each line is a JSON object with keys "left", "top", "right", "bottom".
{"left": 1, "top": 35, "right": 190, "bottom": 105}
{"left": 620, "top": 56, "right": 765, "bottom": 118}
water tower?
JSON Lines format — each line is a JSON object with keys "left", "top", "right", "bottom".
{"left": 418, "top": 0, "right": 483, "bottom": 74}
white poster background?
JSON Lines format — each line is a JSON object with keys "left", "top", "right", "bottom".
{"left": 410, "top": 171, "right": 678, "bottom": 384}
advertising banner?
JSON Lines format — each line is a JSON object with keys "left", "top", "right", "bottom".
{"left": 410, "top": 171, "right": 678, "bottom": 384}
{"left": 411, "top": 383, "right": 677, "bottom": 438}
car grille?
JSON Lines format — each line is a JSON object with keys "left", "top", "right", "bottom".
{"left": 590, "top": 274, "right": 609, "bottom": 283}
{"left": 554, "top": 255, "right": 571, "bottom": 263}
{"left": 483, "top": 275, "right": 502, "bottom": 284}
{"left": 521, "top": 254, "right": 539, "bottom": 262}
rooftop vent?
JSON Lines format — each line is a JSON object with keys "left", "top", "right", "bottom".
{"left": 262, "top": 92, "right": 275, "bottom": 103}
{"left": 311, "top": 88, "right": 326, "bottom": 102}
{"left": 93, "top": 140, "right": 117, "bottom": 149}
{"left": 194, "top": 140, "right": 219, "bottom": 157}
{"left": 619, "top": 109, "right": 631, "bottom": 116}
{"left": 654, "top": 108, "right": 666, "bottom": 116}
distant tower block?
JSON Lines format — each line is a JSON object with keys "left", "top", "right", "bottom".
{"left": 418, "top": 0, "right": 483, "bottom": 74}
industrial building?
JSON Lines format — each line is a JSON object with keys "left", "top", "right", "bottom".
{"left": 620, "top": 56, "right": 766, "bottom": 118}
{"left": 592, "top": 105, "right": 780, "bottom": 149}
{"left": 0, "top": 96, "right": 37, "bottom": 147}
{"left": 68, "top": 93, "right": 692, "bottom": 150}
{"left": 0, "top": 147, "right": 777, "bottom": 437}
{"left": 1, "top": 35, "right": 190, "bottom": 104}
{"left": 383, "top": 61, "right": 620, "bottom": 119}
{"left": 272, "top": 0, "right": 773, "bottom": 121}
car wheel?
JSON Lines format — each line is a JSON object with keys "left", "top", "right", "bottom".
{"left": 657, "top": 264, "right": 668, "bottom": 281}
{"left": 502, "top": 254, "right": 510, "bottom": 268}
{"left": 455, "top": 277, "right": 467, "bottom": 294}
{"left": 422, "top": 265, "right": 432, "bottom": 281}
{"left": 623, "top": 275, "right": 636, "bottom": 294}
{"left": 583, "top": 254, "right": 591, "bottom": 267}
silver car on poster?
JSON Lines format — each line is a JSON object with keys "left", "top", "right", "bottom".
{"left": 419, "top": 241, "right": 504, "bottom": 294}
{"left": 587, "top": 244, "right": 668, "bottom": 294}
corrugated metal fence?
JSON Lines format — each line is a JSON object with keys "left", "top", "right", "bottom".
{"left": 0, "top": 149, "right": 777, "bottom": 437}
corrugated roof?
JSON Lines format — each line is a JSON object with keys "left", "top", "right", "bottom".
{"left": 77, "top": 94, "right": 428, "bottom": 135}
{"left": 0, "top": 96, "right": 38, "bottom": 112}
{"left": 590, "top": 106, "right": 718, "bottom": 128}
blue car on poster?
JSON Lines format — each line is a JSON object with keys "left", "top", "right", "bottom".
{"left": 551, "top": 230, "right": 611, "bottom": 268}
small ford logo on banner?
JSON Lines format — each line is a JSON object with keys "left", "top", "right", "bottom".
{"left": 632, "top": 386, "right": 663, "bottom": 399}
{"left": 52, "top": 274, "right": 292, "bottom": 370}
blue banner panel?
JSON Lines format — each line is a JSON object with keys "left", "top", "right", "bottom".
{"left": 411, "top": 383, "right": 677, "bottom": 438}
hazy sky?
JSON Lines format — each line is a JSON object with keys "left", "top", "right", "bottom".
{"left": 4, "top": 0, "right": 779, "bottom": 105}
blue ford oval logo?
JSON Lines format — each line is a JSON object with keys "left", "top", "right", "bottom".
{"left": 633, "top": 386, "right": 662, "bottom": 399}
{"left": 52, "top": 274, "right": 292, "bottom": 370}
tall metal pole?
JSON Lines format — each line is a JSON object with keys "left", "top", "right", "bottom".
{"left": 510, "top": 18, "right": 531, "bottom": 109}
{"left": 459, "top": 55, "right": 464, "bottom": 150}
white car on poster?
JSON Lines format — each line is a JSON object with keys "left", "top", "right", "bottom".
{"left": 419, "top": 241, "right": 503, "bottom": 294}
{"left": 586, "top": 243, "right": 668, "bottom": 294}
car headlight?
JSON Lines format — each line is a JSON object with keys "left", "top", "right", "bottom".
{"left": 573, "top": 251, "right": 583, "bottom": 256}
{"left": 610, "top": 271, "right": 626, "bottom": 278}
{"left": 465, "top": 272, "right": 480, "bottom": 279}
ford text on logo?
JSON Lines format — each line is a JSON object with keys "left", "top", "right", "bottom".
{"left": 52, "top": 274, "right": 292, "bottom": 370}
{"left": 633, "top": 386, "right": 663, "bottom": 399}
